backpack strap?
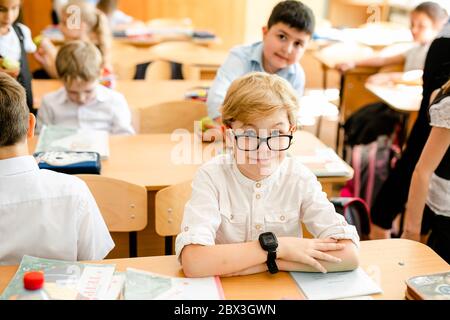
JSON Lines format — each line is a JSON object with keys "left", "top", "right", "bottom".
{"left": 12, "top": 24, "right": 35, "bottom": 114}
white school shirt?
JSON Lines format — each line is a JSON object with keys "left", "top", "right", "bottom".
{"left": 0, "top": 23, "right": 36, "bottom": 62}
{"left": 175, "top": 154, "right": 360, "bottom": 260}
{"left": 0, "top": 156, "right": 115, "bottom": 266}
{"left": 36, "top": 84, "right": 135, "bottom": 135}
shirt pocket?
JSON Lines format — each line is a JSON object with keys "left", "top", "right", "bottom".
{"left": 217, "top": 211, "right": 248, "bottom": 244}
{"left": 264, "top": 208, "right": 300, "bottom": 237}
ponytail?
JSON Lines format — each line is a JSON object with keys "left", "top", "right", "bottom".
{"left": 93, "top": 9, "right": 112, "bottom": 69}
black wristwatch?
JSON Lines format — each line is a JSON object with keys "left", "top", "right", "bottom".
{"left": 258, "top": 232, "right": 279, "bottom": 274}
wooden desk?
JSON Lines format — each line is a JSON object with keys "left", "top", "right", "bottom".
{"left": 366, "top": 82, "right": 421, "bottom": 140}
{"left": 32, "top": 79, "right": 212, "bottom": 110}
{"left": 365, "top": 83, "right": 422, "bottom": 113}
{"left": 28, "top": 132, "right": 352, "bottom": 258}
{"left": 1, "top": 240, "right": 448, "bottom": 300}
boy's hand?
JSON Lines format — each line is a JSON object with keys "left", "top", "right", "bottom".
{"left": 335, "top": 61, "right": 356, "bottom": 73}
{"left": 277, "top": 237, "right": 345, "bottom": 273}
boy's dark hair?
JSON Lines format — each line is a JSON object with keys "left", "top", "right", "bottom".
{"left": 413, "top": 2, "right": 448, "bottom": 24}
{"left": 0, "top": 73, "right": 29, "bottom": 147}
{"left": 268, "top": 1, "right": 315, "bottom": 35}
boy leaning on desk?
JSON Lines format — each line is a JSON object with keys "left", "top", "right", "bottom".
{"left": 203, "top": 0, "right": 314, "bottom": 140}
{"left": 176, "top": 72, "right": 360, "bottom": 278}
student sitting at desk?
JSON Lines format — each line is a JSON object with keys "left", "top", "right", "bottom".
{"left": 0, "top": 0, "right": 36, "bottom": 114}
{"left": 401, "top": 78, "right": 450, "bottom": 263}
{"left": 97, "top": 0, "right": 134, "bottom": 30}
{"left": 36, "top": 40, "right": 135, "bottom": 135}
{"left": 336, "top": 2, "right": 448, "bottom": 83}
{"left": 205, "top": 1, "right": 314, "bottom": 130}
{"left": 36, "top": 0, "right": 114, "bottom": 87}
{"left": 0, "top": 73, "right": 114, "bottom": 266}
{"left": 176, "top": 72, "right": 360, "bottom": 278}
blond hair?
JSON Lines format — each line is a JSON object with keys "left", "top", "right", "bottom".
{"left": 221, "top": 72, "right": 299, "bottom": 128}
{"left": 56, "top": 40, "right": 102, "bottom": 84}
{"left": 0, "top": 73, "right": 29, "bottom": 147}
{"left": 62, "top": 0, "right": 112, "bottom": 67}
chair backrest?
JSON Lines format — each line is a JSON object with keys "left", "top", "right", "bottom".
{"left": 111, "top": 42, "right": 156, "bottom": 80}
{"left": 76, "top": 175, "right": 148, "bottom": 232}
{"left": 155, "top": 180, "right": 192, "bottom": 237}
{"left": 135, "top": 100, "right": 207, "bottom": 134}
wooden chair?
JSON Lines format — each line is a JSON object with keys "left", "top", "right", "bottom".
{"left": 155, "top": 180, "right": 192, "bottom": 255}
{"left": 134, "top": 100, "right": 207, "bottom": 134}
{"left": 76, "top": 175, "right": 147, "bottom": 258}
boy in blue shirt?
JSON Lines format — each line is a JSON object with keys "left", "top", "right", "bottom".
{"left": 206, "top": 1, "right": 314, "bottom": 125}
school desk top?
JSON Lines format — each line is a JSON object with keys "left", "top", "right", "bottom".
{"left": 365, "top": 82, "right": 422, "bottom": 113}
{"left": 28, "top": 131, "right": 353, "bottom": 192}
{"left": 32, "top": 79, "right": 212, "bottom": 109}
{"left": 0, "top": 240, "right": 448, "bottom": 300}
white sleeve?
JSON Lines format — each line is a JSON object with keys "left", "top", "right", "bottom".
{"left": 175, "top": 167, "right": 222, "bottom": 261}
{"left": 300, "top": 170, "right": 360, "bottom": 247}
{"left": 76, "top": 181, "right": 115, "bottom": 261}
{"left": 430, "top": 96, "right": 450, "bottom": 129}
{"left": 110, "top": 93, "right": 135, "bottom": 135}
{"left": 18, "top": 24, "right": 37, "bottom": 53}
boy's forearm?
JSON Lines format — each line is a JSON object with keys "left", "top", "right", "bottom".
{"left": 181, "top": 241, "right": 267, "bottom": 278}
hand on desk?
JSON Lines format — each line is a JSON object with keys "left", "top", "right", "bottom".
{"left": 335, "top": 61, "right": 356, "bottom": 73}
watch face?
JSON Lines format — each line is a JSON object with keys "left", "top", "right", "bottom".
{"left": 262, "top": 233, "right": 276, "bottom": 245}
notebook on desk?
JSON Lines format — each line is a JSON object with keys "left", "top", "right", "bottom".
{"left": 293, "top": 148, "right": 352, "bottom": 177}
{"left": 35, "top": 125, "right": 110, "bottom": 160}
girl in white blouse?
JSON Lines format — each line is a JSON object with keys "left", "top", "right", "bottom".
{"left": 402, "top": 78, "right": 450, "bottom": 263}
{"left": 176, "top": 72, "right": 360, "bottom": 278}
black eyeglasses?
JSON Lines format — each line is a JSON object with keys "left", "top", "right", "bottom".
{"left": 233, "top": 133, "right": 293, "bottom": 151}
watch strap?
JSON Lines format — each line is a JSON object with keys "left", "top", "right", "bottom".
{"left": 266, "top": 250, "right": 278, "bottom": 274}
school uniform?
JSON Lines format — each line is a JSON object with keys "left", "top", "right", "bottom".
{"left": 36, "top": 84, "right": 135, "bottom": 135}
{"left": 0, "top": 156, "right": 115, "bottom": 266}
{"left": 426, "top": 95, "right": 450, "bottom": 262}
{"left": 0, "top": 23, "right": 36, "bottom": 114}
{"left": 206, "top": 41, "right": 305, "bottom": 120}
{"left": 175, "top": 154, "right": 359, "bottom": 260}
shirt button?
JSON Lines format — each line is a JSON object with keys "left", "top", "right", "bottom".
{"left": 230, "top": 215, "right": 234, "bottom": 220}
{"left": 280, "top": 215, "right": 286, "bottom": 221}
{"left": 256, "top": 183, "right": 262, "bottom": 188}
{"left": 184, "top": 226, "right": 189, "bottom": 232}
{"left": 255, "top": 224, "right": 262, "bottom": 230}
{"left": 256, "top": 194, "right": 261, "bottom": 200}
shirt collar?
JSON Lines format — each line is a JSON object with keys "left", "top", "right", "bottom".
{"left": 0, "top": 156, "right": 39, "bottom": 177}
{"left": 250, "top": 41, "right": 296, "bottom": 75}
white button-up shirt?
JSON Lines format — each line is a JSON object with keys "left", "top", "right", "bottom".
{"left": 36, "top": 85, "right": 135, "bottom": 135}
{"left": 0, "top": 24, "right": 36, "bottom": 62}
{"left": 175, "top": 154, "right": 360, "bottom": 259}
{"left": 0, "top": 156, "right": 115, "bottom": 265}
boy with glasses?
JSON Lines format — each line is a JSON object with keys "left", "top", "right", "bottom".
{"left": 176, "top": 72, "right": 360, "bottom": 278}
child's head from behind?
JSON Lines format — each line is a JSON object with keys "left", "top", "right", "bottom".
{"left": 59, "top": 0, "right": 111, "bottom": 58}
{"left": 0, "top": 73, "right": 30, "bottom": 149}
{"left": 0, "top": 0, "right": 21, "bottom": 31}
{"left": 262, "top": 1, "right": 315, "bottom": 73}
{"left": 56, "top": 40, "right": 102, "bottom": 106}
{"left": 222, "top": 72, "right": 299, "bottom": 180}
{"left": 410, "top": 2, "right": 448, "bottom": 44}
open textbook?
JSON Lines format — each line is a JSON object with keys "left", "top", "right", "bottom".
{"left": 0, "top": 256, "right": 119, "bottom": 300}
{"left": 35, "top": 125, "right": 110, "bottom": 159}
{"left": 124, "top": 268, "right": 224, "bottom": 300}
{"left": 290, "top": 267, "right": 382, "bottom": 300}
